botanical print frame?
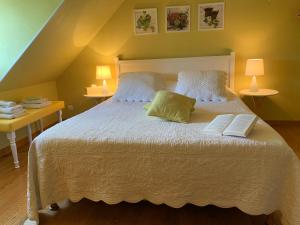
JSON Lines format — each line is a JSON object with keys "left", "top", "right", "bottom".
{"left": 134, "top": 8, "right": 158, "bottom": 35}
{"left": 198, "top": 2, "right": 224, "bottom": 31}
{"left": 166, "top": 6, "right": 190, "bottom": 33}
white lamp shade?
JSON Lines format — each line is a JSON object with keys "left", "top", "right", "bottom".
{"left": 96, "top": 66, "right": 112, "bottom": 80}
{"left": 245, "top": 59, "right": 264, "bottom": 76}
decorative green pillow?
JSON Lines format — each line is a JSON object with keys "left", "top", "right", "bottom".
{"left": 143, "top": 103, "right": 151, "bottom": 110}
{"left": 146, "top": 91, "right": 196, "bottom": 123}
{"left": 144, "top": 101, "right": 195, "bottom": 112}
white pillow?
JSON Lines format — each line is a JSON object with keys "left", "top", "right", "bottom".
{"left": 175, "top": 71, "right": 227, "bottom": 102}
{"left": 113, "top": 72, "right": 165, "bottom": 102}
{"left": 165, "top": 80, "right": 177, "bottom": 92}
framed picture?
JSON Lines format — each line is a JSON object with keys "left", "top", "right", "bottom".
{"left": 198, "top": 2, "right": 224, "bottom": 31}
{"left": 134, "top": 8, "right": 158, "bottom": 35}
{"left": 166, "top": 6, "right": 190, "bottom": 33}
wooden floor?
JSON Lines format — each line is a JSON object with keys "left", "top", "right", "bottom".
{"left": 0, "top": 123, "right": 299, "bottom": 225}
{"left": 270, "top": 123, "right": 300, "bottom": 158}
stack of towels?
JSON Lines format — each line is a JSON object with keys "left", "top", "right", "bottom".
{"left": 0, "top": 101, "right": 26, "bottom": 119}
{"left": 22, "top": 97, "right": 51, "bottom": 109}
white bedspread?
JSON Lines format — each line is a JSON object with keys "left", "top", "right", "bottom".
{"left": 26, "top": 96, "right": 300, "bottom": 225}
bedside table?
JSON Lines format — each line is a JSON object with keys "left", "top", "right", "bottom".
{"left": 239, "top": 89, "right": 279, "bottom": 97}
{"left": 84, "top": 92, "right": 114, "bottom": 98}
{"left": 239, "top": 89, "right": 279, "bottom": 108}
{"left": 84, "top": 92, "right": 114, "bottom": 104}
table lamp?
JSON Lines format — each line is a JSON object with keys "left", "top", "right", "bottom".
{"left": 96, "top": 65, "right": 112, "bottom": 94}
{"left": 245, "top": 59, "right": 264, "bottom": 92}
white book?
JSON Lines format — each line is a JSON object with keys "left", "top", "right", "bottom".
{"left": 204, "top": 114, "right": 258, "bottom": 138}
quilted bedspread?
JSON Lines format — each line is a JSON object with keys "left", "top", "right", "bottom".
{"left": 25, "top": 97, "right": 300, "bottom": 225}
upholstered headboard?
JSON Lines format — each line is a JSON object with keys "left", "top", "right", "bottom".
{"left": 115, "top": 52, "right": 236, "bottom": 90}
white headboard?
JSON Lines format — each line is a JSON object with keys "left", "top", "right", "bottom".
{"left": 115, "top": 52, "right": 236, "bottom": 90}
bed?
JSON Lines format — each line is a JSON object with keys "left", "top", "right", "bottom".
{"left": 25, "top": 53, "right": 300, "bottom": 225}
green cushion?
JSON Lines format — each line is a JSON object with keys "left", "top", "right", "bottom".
{"left": 146, "top": 91, "right": 196, "bottom": 123}
{"left": 144, "top": 103, "right": 151, "bottom": 110}
{"left": 144, "top": 101, "right": 195, "bottom": 112}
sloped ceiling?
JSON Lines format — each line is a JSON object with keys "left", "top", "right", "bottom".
{"left": 0, "top": 0, "right": 63, "bottom": 80}
{"left": 0, "top": 0, "right": 125, "bottom": 92}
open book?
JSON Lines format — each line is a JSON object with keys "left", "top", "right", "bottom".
{"left": 204, "top": 114, "right": 258, "bottom": 138}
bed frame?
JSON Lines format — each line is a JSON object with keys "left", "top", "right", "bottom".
{"left": 115, "top": 52, "right": 236, "bottom": 90}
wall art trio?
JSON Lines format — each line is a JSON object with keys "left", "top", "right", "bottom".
{"left": 134, "top": 2, "right": 224, "bottom": 35}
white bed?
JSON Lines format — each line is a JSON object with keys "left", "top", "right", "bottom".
{"left": 25, "top": 53, "right": 300, "bottom": 225}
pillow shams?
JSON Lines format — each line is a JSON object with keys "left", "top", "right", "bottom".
{"left": 113, "top": 72, "right": 165, "bottom": 102}
{"left": 175, "top": 71, "right": 227, "bottom": 102}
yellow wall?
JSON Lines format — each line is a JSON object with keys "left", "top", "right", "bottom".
{"left": 0, "top": 81, "right": 58, "bottom": 150}
{"left": 56, "top": 0, "right": 299, "bottom": 120}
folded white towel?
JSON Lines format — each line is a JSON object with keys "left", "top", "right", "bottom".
{"left": 0, "top": 105, "right": 23, "bottom": 114}
{"left": 24, "top": 96, "right": 43, "bottom": 100}
{"left": 23, "top": 98, "right": 48, "bottom": 104}
{"left": 0, "top": 100, "right": 16, "bottom": 107}
{"left": 0, "top": 110, "right": 26, "bottom": 119}
{"left": 22, "top": 101, "right": 51, "bottom": 109}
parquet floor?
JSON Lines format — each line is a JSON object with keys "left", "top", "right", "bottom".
{"left": 0, "top": 123, "right": 298, "bottom": 225}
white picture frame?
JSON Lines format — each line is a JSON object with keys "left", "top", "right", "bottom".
{"left": 133, "top": 8, "right": 158, "bottom": 35}
{"left": 198, "top": 2, "right": 225, "bottom": 31}
{"left": 166, "top": 5, "right": 190, "bottom": 33}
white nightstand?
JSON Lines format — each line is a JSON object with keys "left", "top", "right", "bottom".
{"left": 84, "top": 92, "right": 114, "bottom": 98}
{"left": 84, "top": 92, "right": 114, "bottom": 104}
{"left": 239, "top": 89, "right": 279, "bottom": 97}
{"left": 239, "top": 89, "right": 279, "bottom": 108}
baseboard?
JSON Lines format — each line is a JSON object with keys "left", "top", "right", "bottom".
{"left": 266, "top": 120, "right": 300, "bottom": 126}
{"left": 0, "top": 122, "right": 57, "bottom": 158}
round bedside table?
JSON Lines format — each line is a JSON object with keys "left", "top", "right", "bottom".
{"left": 84, "top": 92, "right": 114, "bottom": 104}
{"left": 84, "top": 92, "right": 114, "bottom": 98}
{"left": 239, "top": 89, "right": 279, "bottom": 108}
{"left": 239, "top": 89, "right": 279, "bottom": 97}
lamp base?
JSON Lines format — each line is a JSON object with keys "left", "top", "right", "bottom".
{"left": 102, "top": 80, "right": 109, "bottom": 94}
{"left": 87, "top": 86, "right": 102, "bottom": 96}
{"left": 249, "top": 75, "right": 259, "bottom": 92}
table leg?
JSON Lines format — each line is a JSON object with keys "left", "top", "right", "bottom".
{"left": 49, "top": 203, "right": 60, "bottom": 211}
{"left": 27, "top": 124, "right": 33, "bottom": 145}
{"left": 265, "top": 214, "right": 274, "bottom": 225}
{"left": 39, "top": 119, "right": 44, "bottom": 132}
{"left": 251, "top": 96, "right": 257, "bottom": 108}
{"left": 57, "top": 110, "right": 62, "bottom": 123}
{"left": 6, "top": 132, "right": 20, "bottom": 169}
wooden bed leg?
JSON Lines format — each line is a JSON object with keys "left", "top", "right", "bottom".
{"left": 265, "top": 214, "right": 274, "bottom": 225}
{"left": 49, "top": 203, "right": 60, "bottom": 211}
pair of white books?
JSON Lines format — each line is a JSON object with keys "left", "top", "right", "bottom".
{"left": 204, "top": 114, "right": 258, "bottom": 138}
